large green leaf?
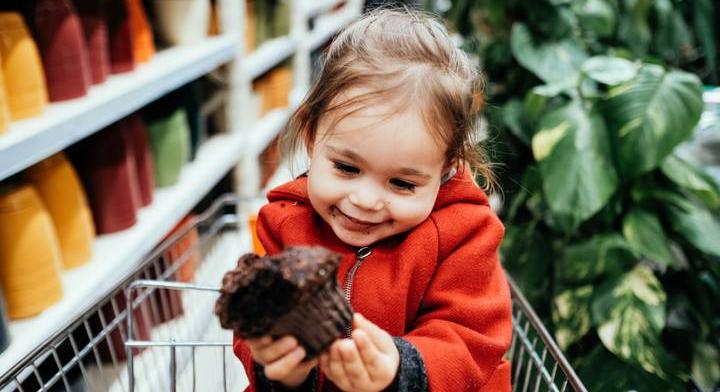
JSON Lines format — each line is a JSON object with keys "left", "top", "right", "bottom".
{"left": 616, "top": 0, "right": 652, "bottom": 56}
{"left": 510, "top": 23, "right": 588, "bottom": 85}
{"left": 604, "top": 65, "right": 703, "bottom": 178}
{"left": 692, "top": 0, "right": 717, "bottom": 83}
{"left": 578, "top": 346, "right": 684, "bottom": 391}
{"left": 531, "top": 101, "right": 618, "bottom": 227}
{"left": 661, "top": 154, "right": 720, "bottom": 209}
{"left": 500, "top": 99, "right": 532, "bottom": 145}
{"left": 652, "top": 0, "right": 694, "bottom": 63}
{"left": 552, "top": 285, "right": 593, "bottom": 350}
{"left": 622, "top": 207, "right": 675, "bottom": 268}
{"left": 557, "top": 234, "right": 636, "bottom": 284}
{"left": 592, "top": 265, "right": 683, "bottom": 379}
{"left": 662, "top": 193, "right": 720, "bottom": 257}
{"left": 692, "top": 341, "right": 720, "bottom": 390}
{"left": 501, "top": 223, "right": 554, "bottom": 310}
{"left": 573, "top": 0, "right": 615, "bottom": 38}
{"left": 581, "top": 56, "right": 639, "bottom": 85}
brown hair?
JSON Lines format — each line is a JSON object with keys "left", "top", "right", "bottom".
{"left": 283, "top": 8, "right": 495, "bottom": 189}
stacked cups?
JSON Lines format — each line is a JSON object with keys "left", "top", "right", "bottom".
{"left": 0, "top": 184, "right": 63, "bottom": 319}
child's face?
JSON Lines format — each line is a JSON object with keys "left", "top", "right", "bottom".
{"left": 307, "top": 99, "right": 448, "bottom": 247}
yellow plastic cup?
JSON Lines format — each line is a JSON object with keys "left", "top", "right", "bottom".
{"left": 0, "top": 13, "right": 48, "bottom": 120}
{"left": 0, "top": 184, "right": 63, "bottom": 320}
{"left": 25, "top": 153, "right": 95, "bottom": 269}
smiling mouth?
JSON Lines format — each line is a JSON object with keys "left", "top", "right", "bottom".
{"left": 333, "top": 207, "right": 383, "bottom": 228}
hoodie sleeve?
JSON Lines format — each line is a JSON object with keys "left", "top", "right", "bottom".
{"left": 255, "top": 201, "right": 287, "bottom": 255}
{"left": 402, "top": 204, "right": 513, "bottom": 391}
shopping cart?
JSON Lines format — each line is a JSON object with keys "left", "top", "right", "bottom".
{"left": 0, "top": 194, "right": 587, "bottom": 392}
{"left": 123, "top": 195, "right": 588, "bottom": 392}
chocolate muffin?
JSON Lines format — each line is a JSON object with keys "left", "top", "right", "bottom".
{"left": 214, "top": 246, "right": 352, "bottom": 358}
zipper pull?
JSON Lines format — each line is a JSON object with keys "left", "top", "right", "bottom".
{"left": 356, "top": 246, "right": 372, "bottom": 259}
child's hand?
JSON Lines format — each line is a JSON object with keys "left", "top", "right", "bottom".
{"left": 319, "top": 314, "right": 400, "bottom": 392}
{"left": 246, "top": 336, "right": 318, "bottom": 388}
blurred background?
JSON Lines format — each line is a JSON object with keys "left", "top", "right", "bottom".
{"left": 0, "top": 0, "right": 717, "bottom": 391}
{"left": 432, "top": 0, "right": 720, "bottom": 390}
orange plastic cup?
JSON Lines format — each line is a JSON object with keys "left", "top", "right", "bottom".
{"left": 247, "top": 213, "right": 266, "bottom": 256}
{"left": 0, "top": 184, "right": 63, "bottom": 320}
{"left": 164, "top": 215, "right": 200, "bottom": 283}
{"left": 127, "top": 0, "right": 154, "bottom": 63}
{"left": 0, "top": 57, "right": 9, "bottom": 134}
{"left": 0, "top": 13, "right": 48, "bottom": 120}
{"left": 25, "top": 153, "right": 95, "bottom": 269}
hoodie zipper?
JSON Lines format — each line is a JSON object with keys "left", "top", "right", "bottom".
{"left": 343, "top": 246, "right": 372, "bottom": 336}
{"left": 312, "top": 247, "right": 372, "bottom": 391}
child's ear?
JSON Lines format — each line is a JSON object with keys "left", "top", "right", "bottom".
{"left": 441, "top": 160, "right": 459, "bottom": 183}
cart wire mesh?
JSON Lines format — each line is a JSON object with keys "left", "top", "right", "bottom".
{"left": 0, "top": 194, "right": 587, "bottom": 391}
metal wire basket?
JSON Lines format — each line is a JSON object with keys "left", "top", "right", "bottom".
{"left": 0, "top": 195, "right": 587, "bottom": 391}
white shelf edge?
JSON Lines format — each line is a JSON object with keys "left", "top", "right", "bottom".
{"left": 0, "top": 35, "right": 238, "bottom": 182}
{"left": 0, "top": 129, "right": 248, "bottom": 379}
{"left": 244, "top": 37, "right": 299, "bottom": 80}
{"left": 248, "top": 108, "right": 293, "bottom": 157}
{"left": 308, "top": 9, "right": 358, "bottom": 51}
{"left": 704, "top": 89, "right": 720, "bottom": 104}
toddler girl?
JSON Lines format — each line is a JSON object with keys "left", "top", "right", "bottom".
{"left": 234, "top": 8, "right": 513, "bottom": 392}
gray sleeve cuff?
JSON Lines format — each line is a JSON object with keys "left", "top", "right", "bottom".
{"left": 254, "top": 362, "right": 317, "bottom": 392}
{"left": 390, "top": 337, "right": 429, "bottom": 392}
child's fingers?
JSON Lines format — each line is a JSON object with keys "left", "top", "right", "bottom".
{"left": 246, "top": 336, "right": 273, "bottom": 348}
{"left": 262, "top": 346, "right": 306, "bottom": 381}
{"left": 338, "top": 339, "right": 373, "bottom": 385}
{"left": 354, "top": 313, "right": 395, "bottom": 354}
{"left": 254, "top": 336, "right": 298, "bottom": 364}
{"left": 352, "top": 329, "right": 381, "bottom": 371}
{"left": 324, "top": 342, "right": 352, "bottom": 390}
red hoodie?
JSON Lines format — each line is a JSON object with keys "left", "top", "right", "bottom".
{"left": 233, "top": 169, "right": 513, "bottom": 391}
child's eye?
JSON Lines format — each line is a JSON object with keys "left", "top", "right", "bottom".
{"left": 390, "top": 178, "right": 416, "bottom": 192}
{"left": 333, "top": 162, "right": 359, "bottom": 175}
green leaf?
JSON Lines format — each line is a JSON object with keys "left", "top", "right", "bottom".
{"left": 500, "top": 99, "right": 532, "bottom": 145}
{"left": 692, "top": 341, "right": 720, "bottom": 390}
{"left": 604, "top": 65, "right": 704, "bottom": 178}
{"left": 622, "top": 207, "right": 675, "bottom": 268}
{"left": 616, "top": 0, "right": 652, "bottom": 56}
{"left": 578, "top": 346, "right": 685, "bottom": 391}
{"left": 692, "top": 0, "right": 717, "bottom": 83}
{"left": 532, "top": 101, "right": 618, "bottom": 228}
{"left": 573, "top": 0, "right": 615, "bottom": 37}
{"left": 581, "top": 56, "right": 639, "bottom": 85}
{"left": 557, "top": 234, "right": 636, "bottom": 284}
{"left": 510, "top": 23, "right": 588, "bottom": 85}
{"left": 523, "top": 88, "right": 548, "bottom": 125}
{"left": 552, "top": 285, "right": 593, "bottom": 350}
{"left": 652, "top": 0, "right": 694, "bottom": 63}
{"left": 592, "top": 265, "right": 683, "bottom": 379}
{"left": 661, "top": 154, "right": 720, "bottom": 209}
{"left": 501, "top": 223, "right": 554, "bottom": 310}
{"left": 663, "top": 193, "right": 720, "bottom": 257}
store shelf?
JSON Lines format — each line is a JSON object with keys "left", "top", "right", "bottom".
{"left": 0, "top": 35, "right": 238, "bottom": 182}
{"left": 248, "top": 108, "right": 294, "bottom": 157}
{"left": 705, "top": 89, "right": 720, "bottom": 104}
{"left": 0, "top": 122, "right": 261, "bottom": 377}
{"left": 308, "top": 8, "right": 358, "bottom": 50}
{"left": 244, "top": 36, "right": 299, "bottom": 80}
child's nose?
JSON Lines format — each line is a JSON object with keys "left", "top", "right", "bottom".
{"left": 348, "top": 190, "right": 385, "bottom": 212}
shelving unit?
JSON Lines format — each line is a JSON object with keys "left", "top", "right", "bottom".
{"left": 0, "top": 36, "right": 237, "bottom": 182}
{"left": 244, "top": 36, "right": 299, "bottom": 80}
{"left": 0, "top": 0, "right": 362, "bottom": 387}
